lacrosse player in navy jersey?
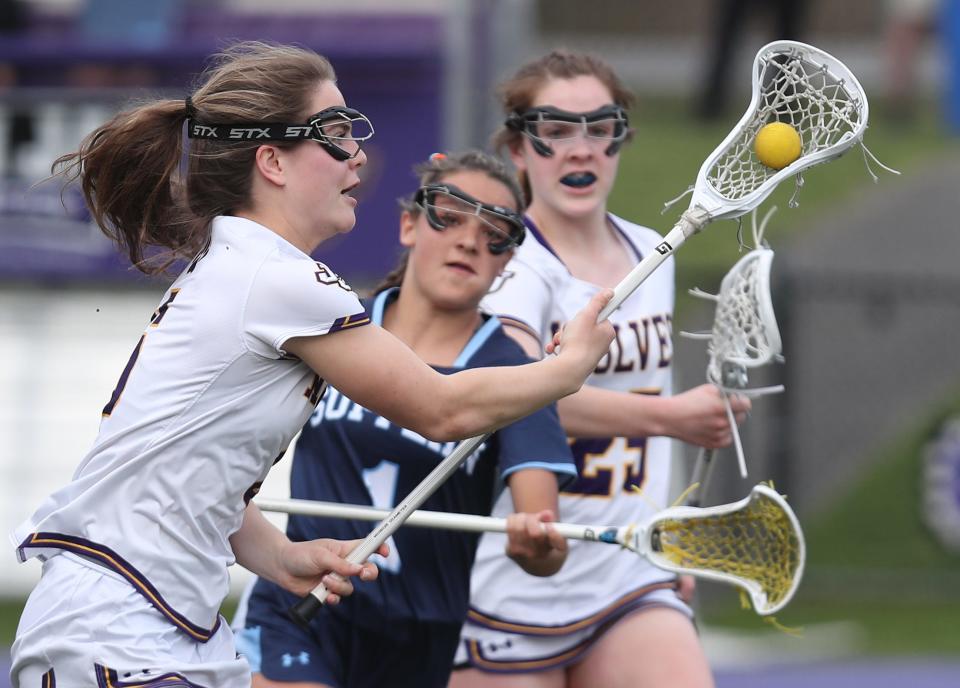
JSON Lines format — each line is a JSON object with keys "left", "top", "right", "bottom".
{"left": 451, "top": 52, "right": 751, "bottom": 688}
{"left": 10, "top": 43, "right": 616, "bottom": 687}
{"left": 233, "top": 150, "right": 575, "bottom": 688}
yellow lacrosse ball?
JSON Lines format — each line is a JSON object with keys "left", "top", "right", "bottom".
{"left": 754, "top": 122, "right": 802, "bottom": 170}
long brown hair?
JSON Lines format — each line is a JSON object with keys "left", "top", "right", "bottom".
{"left": 373, "top": 150, "right": 523, "bottom": 293}
{"left": 54, "top": 41, "right": 336, "bottom": 274}
{"left": 492, "top": 50, "right": 635, "bottom": 203}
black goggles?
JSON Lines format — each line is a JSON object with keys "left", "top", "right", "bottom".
{"left": 505, "top": 104, "right": 629, "bottom": 157}
{"left": 186, "top": 106, "right": 374, "bottom": 161}
{"left": 414, "top": 183, "right": 525, "bottom": 255}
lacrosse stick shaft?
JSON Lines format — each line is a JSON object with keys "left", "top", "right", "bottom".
{"left": 685, "top": 448, "right": 717, "bottom": 508}
{"left": 258, "top": 496, "right": 616, "bottom": 543}
{"left": 291, "top": 214, "right": 708, "bottom": 624}
{"left": 599, "top": 215, "right": 704, "bottom": 320}
{"left": 289, "top": 431, "right": 488, "bottom": 625}
{"left": 685, "top": 383, "right": 750, "bottom": 508}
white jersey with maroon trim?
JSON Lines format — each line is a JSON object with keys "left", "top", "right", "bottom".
{"left": 468, "top": 212, "right": 677, "bottom": 630}
{"left": 12, "top": 216, "right": 370, "bottom": 642}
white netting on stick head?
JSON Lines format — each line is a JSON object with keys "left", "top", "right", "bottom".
{"left": 682, "top": 209, "right": 784, "bottom": 477}
{"left": 706, "top": 248, "right": 781, "bottom": 388}
{"left": 706, "top": 42, "right": 866, "bottom": 203}
{"left": 664, "top": 40, "right": 897, "bottom": 225}
{"left": 684, "top": 208, "right": 783, "bottom": 395}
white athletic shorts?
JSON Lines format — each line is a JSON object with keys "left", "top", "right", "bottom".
{"left": 454, "top": 583, "right": 691, "bottom": 674}
{"left": 10, "top": 553, "right": 250, "bottom": 688}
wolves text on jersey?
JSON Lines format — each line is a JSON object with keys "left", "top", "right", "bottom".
{"left": 551, "top": 314, "right": 673, "bottom": 374}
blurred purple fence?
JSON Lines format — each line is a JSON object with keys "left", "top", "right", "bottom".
{"left": 0, "top": 5, "right": 446, "bottom": 285}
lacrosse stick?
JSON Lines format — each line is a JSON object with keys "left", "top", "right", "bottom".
{"left": 261, "top": 483, "right": 803, "bottom": 616}
{"left": 682, "top": 209, "right": 785, "bottom": 505}
{"left": 291, "top": 39, "right": 879, "bottom": 624}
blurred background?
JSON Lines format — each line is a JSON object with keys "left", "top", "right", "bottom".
{"left": 1, "top": 0, "right": 959, "bottom": 685}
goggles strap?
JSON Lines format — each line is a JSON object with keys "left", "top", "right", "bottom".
{"left": 187, "top": 122, "right": 316, "bottom": 142}
{"left": 185, "top": 106, "right": 372, "bottom": 163}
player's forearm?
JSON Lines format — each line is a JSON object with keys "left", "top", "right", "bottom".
{"left": 506, "top": 470, "right": 567, "bottom": 577}
{"left": 428, "top": 355, "right": 588, "bottom": 441}
{"left": 557, "top": 385, "right": 668, "bottom": 438}
{"left": 230, "top": 502, "right": 289, "bottom": 584}
{"left": 291, "top": 317, "right": 607, "bottom": 443}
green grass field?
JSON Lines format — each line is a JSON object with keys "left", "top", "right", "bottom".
{"left": 699, "top": 386, "right": 960, "bottom": 655}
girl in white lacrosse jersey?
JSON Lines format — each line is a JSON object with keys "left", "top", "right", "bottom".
{"left": 452, "top": 51, "right": 750, "bottom": 688}
{"left": 9, "top": 43, "right": 615, "bottom": 688}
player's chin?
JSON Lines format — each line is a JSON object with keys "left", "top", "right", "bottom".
{"left": 433, "top": 285, "right": 484, "bottom": 312}
{"left": 333, "top": 209, "right": 358, "bottom": 234}
{"left": 557, "top": 194, "right": 603, "bottom": 217}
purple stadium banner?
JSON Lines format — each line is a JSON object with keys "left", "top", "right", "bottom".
{"left": 0, "top": 7, "right": 445, "bottom": 286}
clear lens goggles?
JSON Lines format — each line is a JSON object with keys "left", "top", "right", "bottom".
{"left": 414, "top": 184, "right": 525, "bottom": 255}
{"left": 186, "top": 105, "right": 375, "bottom": 162}
{"left": 307, "top": 106, "right": 374, "bottom": 161}
{"left": 505, "top": 104, "right": 629, "bottom": 157}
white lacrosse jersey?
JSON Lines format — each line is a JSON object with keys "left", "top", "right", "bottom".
{"left": 468, "top": 213, "right": 677, "bottom": 630}
{"left": 12, "top": 215, "right": 370, "bottom": 643}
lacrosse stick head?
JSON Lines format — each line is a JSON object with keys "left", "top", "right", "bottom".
{"left": 706, "top": 247, "right": 781, "bottom": 389}
{"left": 689, "top": 40, "right": 868, "bottom": 221}
{"left": 640, "top": 484, "right": 805, "bottom": 615}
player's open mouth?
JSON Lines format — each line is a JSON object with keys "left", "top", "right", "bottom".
{"left": 446, "top": 261, "right": 476, "bottom": 274}
{"left": 560, "top": 172, "right": 596, "bottom": 188}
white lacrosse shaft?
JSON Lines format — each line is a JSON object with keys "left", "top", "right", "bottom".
{"left": 686, "top": 383, "right": 745, "bottom": 506}
{"left": 686, "top": 448, "right": 719, "bottom": 509}
{"left": 290, "top": 209, "right": 711, "bottom": 625}
{"left": 599, "top": 210, "right": 708, "bottom": 320}
{"left": 259, "top": 496, "right": 619, "bottom": 543}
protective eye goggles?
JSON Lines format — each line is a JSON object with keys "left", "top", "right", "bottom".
{"left": 505, "top": 104, "right": 629, "bottom": 157}
{"left": 414, "top": 183, "right": 525, "bottom": 255}
{"left": 186, "top": 105, "right": 374, "bottom": 162}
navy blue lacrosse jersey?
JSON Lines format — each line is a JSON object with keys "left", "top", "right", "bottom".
{"left": 281, "top": 288, "right": 574, "bottom": 627}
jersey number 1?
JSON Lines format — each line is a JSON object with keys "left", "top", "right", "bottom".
{"left": 362, "top": 460, "right": 403, "bottom": 573}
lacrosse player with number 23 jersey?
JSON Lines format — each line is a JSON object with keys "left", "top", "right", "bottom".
{"left": 453, "top": 51, "right": 750, "bottom": 688}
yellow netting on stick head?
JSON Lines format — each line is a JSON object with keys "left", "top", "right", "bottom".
{"left": 648, "top": 485, "right": 804, "bottom": 615}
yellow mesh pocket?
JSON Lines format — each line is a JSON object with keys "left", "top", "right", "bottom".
{"left": 652, "top": 490, "right": 801, "bottom": 611}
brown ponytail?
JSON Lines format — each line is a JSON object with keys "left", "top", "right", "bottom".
{"left": 372, "top": 252, "right": 410, "bottom": 293}
{"left": 54, "top": 41, "right": 336, "bottom": 274}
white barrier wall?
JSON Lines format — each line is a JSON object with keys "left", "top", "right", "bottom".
{"left": 0, "top": 287, "right": 291, "bottom": 596}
